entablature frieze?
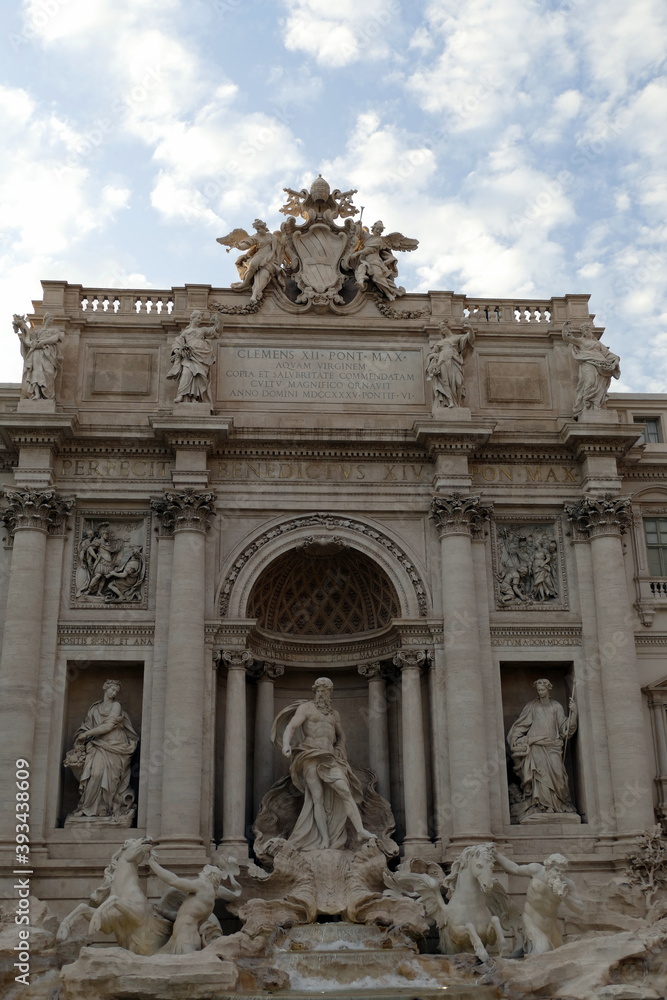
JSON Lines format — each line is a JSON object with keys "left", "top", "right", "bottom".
{"left": 57, "top": 624, "right": 155, "bottom": 647}
{"left": 489, "top": 626, "right": 583, "bottom": 646}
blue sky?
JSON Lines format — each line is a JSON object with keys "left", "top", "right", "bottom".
{"left": 1, "top": 0, "right": 666, "bottom": 390}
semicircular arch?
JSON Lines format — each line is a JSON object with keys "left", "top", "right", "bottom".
{"left": 216, "top": 513, "right": 430, "bottom": 620}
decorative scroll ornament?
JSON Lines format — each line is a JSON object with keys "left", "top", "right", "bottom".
{"left": 564, "top": 494, "right": 632, "bottom": 538}
{"left": 2, "top": 488, "right": 73, "bottom": 537}
{"left": 430, "top": 493, "right": 492, "bottom": 537}
{"left": 150, "top": 488, "right": 216, "bottom": 534}
{"left": 216, "top": 175, "right": 419, "bottom": 314}
{"left": 393, "top": 649, "right": 427, "bottom": 672}
{"left": 221, "top": 649, "right": 254, "bottom": 671}
{"left": 358, "top": 661, "right": 383, "bottom": 679}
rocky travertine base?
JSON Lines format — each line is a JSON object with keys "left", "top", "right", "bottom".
{"left": 59, "top": 946, "right": 239, "bottom": 1000}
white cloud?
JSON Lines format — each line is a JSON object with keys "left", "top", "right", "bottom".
{"left": 280, "top": 0, "right": 399, "bottom": 67}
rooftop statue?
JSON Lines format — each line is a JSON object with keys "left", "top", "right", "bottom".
{"left": 167, "top": 309, "right": 219, "bottom": 403}
{"left": 426, "top": 321, "right": 475, "bottom": 408}
{"left": 561, "top": 320, "right": 620, "bottom": 418}
{"left": 216, "top": 175, "right": 418, "bottom": 312}
{"left": 13, "top": 312, "right": 64, "bottom": 400}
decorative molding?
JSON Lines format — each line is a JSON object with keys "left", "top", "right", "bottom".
{"left": 491, "top": 517, "right": 569, "bottom": 612}
{"left": 2, "top": 488, "right": 73, "bottom": 539}
{"left": 393, "top": 649, "right": 427, "bottom": 671}
{"left": 489, "top": 626, "right": 582, "bottom": 647}
{"left": 430, "top": 492, "right": 492, "bottom": 537}
{"left": 151, "top": 488, "right": 216, "bottom": 535}
{"left": 564, "top": 494, "right": 632, "bottom": 539}
{"left": 218, "top": 513, "right": 428, "bottom": 617}
{"left": 635, "top": 635, "right": 667, "bottom": 647}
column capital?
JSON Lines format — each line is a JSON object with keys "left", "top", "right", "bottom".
{"left": 220, "top": 649, "right": 254, "bottom": 672}
{"left": 564, "top": 493, "right": 631, "bottom": 539}
{"left": 358, "top": 661, "right": 383, "bottom": 679}
{"left": 151, "top": 487, "right": 216, "bottom": 534}
{"left": 2, "top": 488, "right": 73, "bottom": 538}
{"left": 250, "top": 660, "right": 284, "bottom": 681}
{"left": 430, "top": 492, "right": 492, "bottom": 537}
{"left": 393, "top": 649, "right": 427, "bottom": 673}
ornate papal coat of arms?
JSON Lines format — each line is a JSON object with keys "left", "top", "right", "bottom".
{"left": 217, "top": 175, "right": 418, "bottom": 313}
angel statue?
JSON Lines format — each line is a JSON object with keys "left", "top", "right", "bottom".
{"left": 13, "top": 312, "right": 64, "bottom": 400}
{"left": 345, "top": 220, "right": 418, "bottom": 300}
{"left": 217, "top": 219, "right": 285, "bottom": 304}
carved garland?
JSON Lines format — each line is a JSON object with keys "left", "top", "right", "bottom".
{"left": 219, "top": 513, "right": 428, "bottom": 617}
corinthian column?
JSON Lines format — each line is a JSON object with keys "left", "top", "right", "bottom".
{"left": 565, "top": 495, "right": 654, "bottom": 833}
{"left": 220, "top": 650, "right": 253, "bottom": 856}
{"left": 0, "top": 489, "right": 73, "bottom": 847}
{"left": 151, "top": 489, "right": 216, "bottom": 856}
{"left": 253, "top": 661, "right": 283, "bottom": 812}
{"left": 358, "top": 662, "right": 391, "bottom": 799}
{"left": 394, "top": 650, "right": 429, "bottom": 851}
{"left": 431, "top": 493, "right": 492, "bottom": 844}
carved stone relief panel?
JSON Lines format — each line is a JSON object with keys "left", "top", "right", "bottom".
{"left": 491, "top": 519, "right": 568, "bottom": 611}
{"left": 70, "top": 511, "right": 150, "bottom": 609}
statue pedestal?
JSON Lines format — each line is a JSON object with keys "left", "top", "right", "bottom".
{"left": 519, "top": 812, "right": 581, "bottom": 825}
{"left": 63, "top": 812, "right": 135, "bottom": 829}
{"left": 577, "top": 408, "right": 620, "bottom": 423}
{"left": 17, "top": 398, "right": 56, "bottom": 413}
{"left": 171, "top": 400, "right": 213, "bottom": 415}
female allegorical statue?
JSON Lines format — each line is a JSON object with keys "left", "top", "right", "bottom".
{"left": 64, "top": 679, "right": 139, "bottom": 823}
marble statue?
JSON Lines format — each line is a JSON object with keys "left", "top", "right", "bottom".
{"left": 167, "top": 309, "right": 219, "bottom": 402}
{"left": 13, "top": 312, "right": 63, "bottom": 399}
{"left": 496, "top": 525, "right": 560, "bottom": 607}
{"left": 75, "top": 521, "right": 145, "bottom": 603}
{"left": 384, "top": 844, "right": 518, "bottom": 962}
{"left": 507, "top": 678, "right": 577, "bottom": 819}
{"left": 346, "top": 220, "right": 418, "bottom": 300}
{"left": 274, "top": 676, "right": 376, "bottom": 851}
{"left": 147, "top": 853, "right": 241, "bottom": 954}
{"left": 494, "top": 851, "right": 584, "bottom": 955}
{"left": 425, "top": 321, "right": 475, "bottom": 407}
{"left": 561, "top": 320, "right": 621, "bottom": 418}
{"left": 217, "top": 220, "right": 285, "bottom": 304}
{"left": 64, "top": 680, "right": 139, "bottom": 823}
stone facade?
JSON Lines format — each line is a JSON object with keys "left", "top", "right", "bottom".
{"left": 1, "top": 250, "right": 667, "bottom": 952}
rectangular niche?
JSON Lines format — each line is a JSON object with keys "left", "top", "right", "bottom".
{"left": 491, "top": 518, "right": 568, "bottom": 611}
{"left": 70, "top": 510, "right": 150, "bottom": 609}
{"left": 499, "top": 661, "right": 581, "bottom": 825}
{"left": 59, "top": 661, "right": 143, "bottom": 828}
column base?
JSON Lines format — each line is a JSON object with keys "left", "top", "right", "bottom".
{"left": 216, "top": 837, "right": 249, "bottom": 862}
{"left": 402, "top": 837, "right": 437, "bottom": 860}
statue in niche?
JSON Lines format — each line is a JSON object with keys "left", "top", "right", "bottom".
{"left": 64, "top": 680, "right": 139, "bottom": 824}
{"left": 494, "top": 851, "right": 584, "bottom": 954}
{"left": 346, "top": 219, "right": 418, "bottom": 300}
{"left": 561, "top": 320, "right": 621, "bottom": 418}
{"left": 253, "top": 676, "right": 398, "bottom": 860}
{"left": 75, "top": 520, "right": 145, "bottom": 603}
{"left": 147, "top": 853, "right": 241, "bottom": 954}
{"left": 217, "top": 220, "right": 285, "bottom": 304}
{"left": 507, "top": 678, "right": 577, "bottom": 820}
{"left": 13, "top": 312, "right": 64, "bottom": 400}
{"left": 496, "top": 525, "right": 560, "bottom": 607}
{"left": 425, "top": 321, "right": 475, "bottom": 408}
{"left": 167, "top": 309, "right": 219, "bottom": 402}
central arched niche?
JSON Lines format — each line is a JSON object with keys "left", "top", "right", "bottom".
{"left": 247, "top": 542, "right": 401, "bottom": 636}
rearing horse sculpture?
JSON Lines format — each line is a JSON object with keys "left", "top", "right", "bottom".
{"left": 384, "top": 843, "right": 520, "bottom": 961}
{"left": 56, "top": 837, "right": 176, "bottom": 955}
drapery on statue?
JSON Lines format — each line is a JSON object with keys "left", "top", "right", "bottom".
{"left": 507, "top": 678, "right": 577, "bottom": 819}
{"left": 425, "top": 321, "right": 475, "bottom": 407}
{"left": 494, "top": 851, "right": 584, "bottom": 955}
{"left": 346, "top": 220, "right": 418, "bottom": 300}
{"left": 167, "top": 309, "right": 219, "bottom": 402}
{"left": 273, "top": 676, "right": 376, "bottom": 851}
{"left": 561, "top": 320, "right": 621, "bottom": 418}
{"left": 217, "top": 219, "right": 285, "bottom": 304}
{"left": 64, "top": 680, "right": 139, "bottom": 822}
{"left": 13, "top": 312, "right": 64, "bottom": 399}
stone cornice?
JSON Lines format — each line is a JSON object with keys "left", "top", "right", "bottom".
{"left": 149, "top": 417, "right": 232, "bottom": 451}
{"left": 413, "top": 420, "right": 495, "bottom": 455}
{"left": 430, "top": 493, "right": 493, "bottom": 537}
{"left": 559, "top": 421, "right": 642, "bottom": 460}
